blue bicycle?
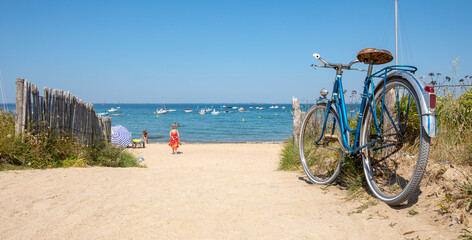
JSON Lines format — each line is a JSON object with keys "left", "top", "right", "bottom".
{"left": 299, "top": 48, "right": 437, "bottom": 205}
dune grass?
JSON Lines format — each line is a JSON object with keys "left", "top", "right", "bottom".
{"left": 0, "top": 111, "right": 142, "bottom": 170}
{"left": 278, "top": 138, "right": 300, "bottom": 171}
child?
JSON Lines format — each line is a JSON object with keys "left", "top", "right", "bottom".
{"left": 168, "top": 125, "right": 180, "bottom": 154}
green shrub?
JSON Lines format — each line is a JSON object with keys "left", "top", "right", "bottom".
{"left": 278, "top": 138, "right": 301, "bottom": 171}
{"left": 117, "top": 151, "right": 141, "bottom": 168}
{"left": 431, "top": 89, "right": 472, "bottom": 165}
{"left": 81, "top": 140, "right": 141, "bottom": 167}
{"left": 0, "top": 111, "right": 141, "bottom": 170}
{"left": 0, "top": 112, "right": 81, "bottom": 168}
{"left": 338, "top": 156, "right": 366, "bottom": 198}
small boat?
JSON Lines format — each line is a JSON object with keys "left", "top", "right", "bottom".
{"left": 167, "top": 109, "right": 177, "bottom": 112}
{"left": 211, "top": 109, "right": 220, "bottom": 115}
{"left": 108, "top": 107, "right": 118, "bottom": 112}
{"left": 185, "top": 108, "right": 193, "bottom": 113}
{"left": 199, "top": 109, "right": 206, "bottom": 115}
{"left": 98, "top": 112, "right": 109, "bottom": 116}
{"left": 110, "top": 113, "right": 125, "bottom": 116}
{"left": 154, "top": 108, "right": 168, "bottom": 114}
{"left": 232, "top": 106, "right": 238, "bottom": 109}
{"left": 281, "top": 106, "right": 286, "bottom": 109}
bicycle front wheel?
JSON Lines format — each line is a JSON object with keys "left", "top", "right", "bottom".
{"left": 299, "top": 104, "right": 344, "bottom": 184}
{"left": 360, "top": 78, "right": 430, "bottom": 205}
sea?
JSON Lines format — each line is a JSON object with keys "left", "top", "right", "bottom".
{"left": 2, "top": 103, "right": 362, "bottom": 143}
{"left": 2, "top": 103, "right": 295, "bottom": 143}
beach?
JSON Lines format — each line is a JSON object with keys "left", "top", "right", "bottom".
{"left": 0, "top": 143, "right": 460, "bottom": 239}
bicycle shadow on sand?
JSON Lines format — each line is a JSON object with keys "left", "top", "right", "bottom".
{"left": 297, "top": 176, "right": 421, "bottom": 208}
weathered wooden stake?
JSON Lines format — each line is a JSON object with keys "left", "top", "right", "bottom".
{"left": 15, "top": 78, "right": 26, "bottom": 136}
{"left": 292, "top": 96, "right": 301, "bottom": 145}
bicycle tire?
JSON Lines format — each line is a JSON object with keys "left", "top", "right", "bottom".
{"left": 299, "top": 104, "right": 345, "bottom": 184}
{"left": 360, "top": 78, "right": 430, "bottom": 205}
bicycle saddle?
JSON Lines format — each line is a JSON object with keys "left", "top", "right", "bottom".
{"left": 357, "top": 48, "right": 393, "bottom": 65}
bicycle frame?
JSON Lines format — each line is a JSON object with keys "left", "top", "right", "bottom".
{"left": 317, "top": 65, "right": 418, "bottom": 155}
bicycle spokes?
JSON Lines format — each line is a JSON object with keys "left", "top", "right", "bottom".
{"left": 363, "top": 79, "right": 426, "bottom": 200}
{"left": 300, "top": 105, "right": 344, "bottom": 184}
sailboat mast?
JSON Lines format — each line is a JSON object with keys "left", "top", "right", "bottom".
{"left": 395, "top": 0, "right": 398, "bottom": 65}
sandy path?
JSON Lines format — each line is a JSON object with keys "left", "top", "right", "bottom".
{"left": 0, "top": 143, "right": 458, "bottom": 239}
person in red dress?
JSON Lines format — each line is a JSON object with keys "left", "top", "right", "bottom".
{"left": 168, "top": 125, "right": 180, "bottom": 154}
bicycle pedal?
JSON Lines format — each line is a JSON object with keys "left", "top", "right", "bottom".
{"left": 324, "top": 134, "right": 339, "bottom": 141}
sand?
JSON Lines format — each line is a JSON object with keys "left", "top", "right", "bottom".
{"left": 0, "top": 143, "right": 461, "bottom": 239}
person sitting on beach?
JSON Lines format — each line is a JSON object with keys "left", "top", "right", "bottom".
{"left": 142, "top": 129, "right": 148, "bottom": 143}
{"left": 168, "top": 125, "right": 180, "bottom": 154}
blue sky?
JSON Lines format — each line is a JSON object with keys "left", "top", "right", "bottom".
{"left": 0, "top": 0, "right": 471, "bottom": 104}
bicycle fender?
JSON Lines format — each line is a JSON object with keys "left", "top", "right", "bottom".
{"left": 386, "top": 70, "right": 437, "bottom": 138}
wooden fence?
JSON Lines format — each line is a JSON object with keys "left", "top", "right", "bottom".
{"left": 15, "top": 78, "right": 111, "bottom": 145}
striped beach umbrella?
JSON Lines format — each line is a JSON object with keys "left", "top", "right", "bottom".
{"left": 111, "top": 125, "right": 131, "bottom": 147}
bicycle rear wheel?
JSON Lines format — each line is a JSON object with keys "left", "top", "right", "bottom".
{"left": 299, "top": 105, "right": 344, "bottom": 184}
{"left": 360, "top": 78, "right": 430, "bottom": 205}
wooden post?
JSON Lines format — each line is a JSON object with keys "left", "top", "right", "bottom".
{"left": 39, "top": 95, "right": 44, "bottom": 133}
{"left": 44, "top": 88, "right": 50, "bottom": 131}
{"left": 58, "top": 90, "right": 64, "bottom": 132}
{"left": 15, "top": 78, "right": 26, "bottom": 136}
{"left": 72, "top": 95, "right": 78, "bottom": 137}
{"left": 32, "top": 85, "right": 39, "bottom": 134}
{"left": 292, "top": 96, "right": 301, "bottom": 145}
{"left": 25, "top": 82, "right": 32, "bottom": 132}
{"left": 104, "top": 117, "right": 111, "bottom": 142}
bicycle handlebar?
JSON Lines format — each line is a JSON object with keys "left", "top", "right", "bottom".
{"left": 313, "top": 53, "right": 363, "bottom": 71}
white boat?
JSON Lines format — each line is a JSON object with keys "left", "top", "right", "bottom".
{"left": 232, "top": 106, "right": 238, "bottom": 109}
{"left": 98, "top": 112, "right": 109, "bottom": 116}
{"left": 211, "top": 109, "right": 220, "bottom": 115}
{"left": 110, "top": 113, "right": 125, "bottom": 116}
{"left": 185, "top": 108, "right": 193, "bottom": 113}
{"left": 108, "top": 107, "right": 118, "bottom": 112}
{"left": 281, "top": 106, "right": 286, "bottom": 109}
{"left": 154, "top": 108, "right": 168, "bottom": 114}
{"left": 199, "top": 109, "right": 206, "bottom": 115}
{"left": 167, "top": 109, "right": 176, "bottom": 112}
